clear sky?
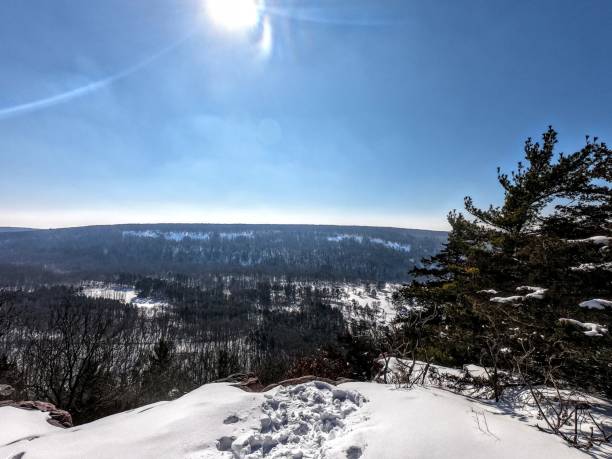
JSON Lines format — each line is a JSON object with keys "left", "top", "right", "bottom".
{"left": 1, "top": 0, "right": 610, "bottom": 230}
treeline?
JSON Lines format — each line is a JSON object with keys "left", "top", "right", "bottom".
{"left": 0, "top": 224, "right": 446, "bottom": 284}
{"left": 0, "top": 279, "right": 380, "bottom": 424}
{"left": 392, "top": 128, "right": 611, "bottom": 398}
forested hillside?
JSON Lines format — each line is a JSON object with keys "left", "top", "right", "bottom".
{"left": 0, "top": 224, "right": 446, "bottom": 283}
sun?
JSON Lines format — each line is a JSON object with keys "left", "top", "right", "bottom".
{"left": 206, "top": 0, "right": 261, "bottom": 31}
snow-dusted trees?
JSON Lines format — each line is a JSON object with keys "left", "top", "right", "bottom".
{"left": 395, "top": 127, "right": 611, "bottom": 398}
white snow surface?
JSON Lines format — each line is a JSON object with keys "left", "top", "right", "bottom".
{"left": 558, "top": 318, "right": 608, "bottom": 337}
{"left": 490, "top": 295, "right": 524, "bottom": 304}
{"left": 226, "top": 381, "right": 366, "bottom": 458}
{"left": 0, "top": 380, "right": 600, "bottom": 459}
{"left": 81, "top": 285, "right": 139, "bottom": 304}
{"left": 579, "top": 298, "right": 612, "bottom": 310}
{"left": 0, "top": 407, "right": 61, "bottom": 446}
{"left": 516, "top": 286, "right": 548, "bottom": 300}
{"left": 490, "top": 286, "right": 547, "bottom": 303}
{"left": 375, "top": 357, "right": 464, "bottom": 384}
{"left": 375, "top": 358, "right": 496, "bottom": 383}
{"left": 333, "top": 284, "right": 398, "bottom": 324}
{"left": 81, "top": 284, "right": 169, "bottom": 310}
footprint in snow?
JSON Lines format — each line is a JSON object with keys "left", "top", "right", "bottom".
{"left": 216, "top": 381, "right": 367, "bottom": 459}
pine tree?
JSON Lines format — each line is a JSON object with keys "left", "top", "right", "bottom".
{"left": 395, "top": 127, "right": 611, "bottom": 396}
{"left": 141, "top": 338, "right": 177, "bottom": 402}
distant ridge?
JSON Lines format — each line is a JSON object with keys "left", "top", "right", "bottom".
{"left": 0, "top": 227, "right": 36, "bottom": 233}
{"left": 0, "top": 223, "right": 448, "bottom": 282}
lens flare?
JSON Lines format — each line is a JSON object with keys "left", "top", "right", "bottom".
{"left": 206, "top": 0, "right": 260, "bottom": 31}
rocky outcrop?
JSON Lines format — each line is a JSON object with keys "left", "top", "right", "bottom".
{"left": 0, "top": 400, "right": 73, "bottom": 428}
{"left": 213, "top": 373, "right": 264, "bottom": 392}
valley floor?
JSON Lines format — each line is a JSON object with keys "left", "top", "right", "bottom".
{"left": 1, "top": 379, "right": 607, "bottom": 459}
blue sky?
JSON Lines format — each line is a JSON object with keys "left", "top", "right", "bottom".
{"left": 1, "top": 0, "right": 610, "bottom": 230}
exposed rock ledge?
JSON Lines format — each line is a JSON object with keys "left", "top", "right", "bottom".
{"left": 0, "top": 400, "right": 73, "bottom": 428}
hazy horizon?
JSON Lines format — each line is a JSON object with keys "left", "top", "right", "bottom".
{"left": 1, "top": 217, "right": 450, "bottom": 232}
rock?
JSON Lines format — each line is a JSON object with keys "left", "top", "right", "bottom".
{"left": 214, "top": 372, "right": 255, "bottom": 383}
{"left": 214, "top": 372, "right": 265, "bottom": 392}
{"left": 2, "top": 400, "right": 73, "bottom": 428}
{"left": 47, "top": 408, "right": 73, "bottom": 428}
{"left": 223, "top": 414, "right": 240, "bottom": 424}
{"left": 236, "top": 376, "right": 264, "bottom": 392}
{"left": 0, "top": 384, "right": 15, "bottom": 397}
{"left": 216, "top": 436, "right": 235, "bottom": 451}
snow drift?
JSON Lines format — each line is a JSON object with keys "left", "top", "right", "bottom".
{"left": 0, "top": 379, "right": 601, "bottom": 459}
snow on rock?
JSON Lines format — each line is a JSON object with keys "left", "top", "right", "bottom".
{"left": 0, "top": 380, "right": 601, "bottom": 459}
{"left": 477, "top": 289, "right": 498, "bottom": 295}
{"left": 490, "top": 295, "right": 524, "bottom": 304}
{"left": 490, "top": 286, "right": 547, "bottom": 303}
{"left": 558, "top": 318, "right": 608, "bottom": 337}
{"left": 0, "top": 407, "right": 62, "bottom": 446}
{"left": 579, "top": 298, "right": 612, "bottom": 310}
{"left": 516, "top": 286, "right": 547, "bottom": 300}
{"left": 571, "top": 262, "right": 612, "bottom": 272}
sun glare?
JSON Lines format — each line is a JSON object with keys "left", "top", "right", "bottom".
{"left": 206, "top": 0, "right": 260, "bottom": 31}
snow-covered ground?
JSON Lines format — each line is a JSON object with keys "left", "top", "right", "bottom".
{"left": 1, "top": 379, "right": 606, "bottom": 459}
{"left": 0, "top": 407, "right": 60, "bottom": 447}
{"left": 329, "top": 283, "right": 399, "bottom": 325}
{"left": 81, "top": 284, "right": 139, "bottom": 304}
{"left": 81, "top": 284, "right": 169, "bottom": 310}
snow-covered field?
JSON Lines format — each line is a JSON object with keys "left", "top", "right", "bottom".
{"left": 81, "top": 285, "right": 139, "bottom": 304}
{"left": 1, "top": 379, "right": 605, "bottom": 459}
{"left": 81, "top": 284, "right": 169, "bottom": 310}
